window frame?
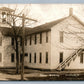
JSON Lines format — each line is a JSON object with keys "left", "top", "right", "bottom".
{"left": 11, "top": 53, "right": 14, "bottom": 62}
{"left": 46, "top": 52, "right": 48, "bottom": 63}
{"left": 60, "top": 31, "right": 64, "bottom": 43}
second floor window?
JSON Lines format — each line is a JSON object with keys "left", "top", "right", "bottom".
{"left": 60, "top": 31, "right": 64, "bottom": 43}
{"left": 0, "top": 37, "right": 2, "bottom": 46}
{"left": 20, "top": 37, "right": 22, "bottom": 46}
{"left": 25, "top": 37, "right": 27, "bottom": 46}
{"left": 35, "top": 34, "right": 37, "bottom": 44}
{"left": 30, "top": 35, "right": 32, "bottom": 45}
{"left": 40, "top": 33, "right": 42, "bottom": 44}
{"left": 11, "top": 37, "right": 14, "bottom": 46}
{"left": 46, "top": 32, "right": 48, "bottom": 43}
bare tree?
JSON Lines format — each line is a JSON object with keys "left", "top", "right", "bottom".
{"left": 0, "top": 5, "right": 37, "bottom": 75}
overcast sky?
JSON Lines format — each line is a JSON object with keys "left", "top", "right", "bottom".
{"left": 0, "top": 4, "right": 84, "bottom": 27}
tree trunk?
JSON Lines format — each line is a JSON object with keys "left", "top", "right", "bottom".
{"left": 15, "top": 38, "right": 19, "bottom": 74}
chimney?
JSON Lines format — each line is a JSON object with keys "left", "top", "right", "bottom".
{"left": 69, "top": 8, "right": 73, "bottom": 16}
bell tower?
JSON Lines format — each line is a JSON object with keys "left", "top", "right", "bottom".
{"left": 0, "top": 7, "right": 14, "bottom": 24}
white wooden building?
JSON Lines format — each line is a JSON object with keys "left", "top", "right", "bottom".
{"left": 0, "top": 7, "right": 84, "bottom": 70}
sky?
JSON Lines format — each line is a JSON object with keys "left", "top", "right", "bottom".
{"left": 0, "top": 4, "right": 84, "bottom": 27}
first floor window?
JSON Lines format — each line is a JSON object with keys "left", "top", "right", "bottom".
{"left": 39, "top": 53, "right": 42, "bottom": 63}
{"left": 46, "top": 52, "right": 48, "bottom": 63}
{"left": 34, "top": 53, "right": 36, "bottom": 63}
{"left": 80, "top": 53, "right": 83, "bottom": 63}
{"left": 29, "top": 53, "right": 31, "bottom": 63}
{"left": 11, "top": 53, "right": 14, "bottom": 62}
{"left": 0, "top": 53, "right": 2, "bottom": 62}
{"left": 60, "top": 52, "right": 63, "bottom": 63}
{"left": 25, "top": 53, "right": 28, "bottom": 57}
{"left": 20, "top": 54, "right": 22, "bottom": 62}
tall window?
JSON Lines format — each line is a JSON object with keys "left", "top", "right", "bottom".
{"left": 60, "top": 31, "right": 64, "bottom": 43}
{"left": 34, "top": 53, "right": 36, "bottom": 63}
{"left": 30, "top": 35, "right": 32, "bottom": 45}
{"left": 11, "top": 53, "right": 14, "bottom": 62}
{"left": 25, "top": 38, "right": 27, "bottom": 46}
{"left": 20, "top": 37, "right": 22, "bottom": 46}
{"left": 40, "top": 33, "right": 42, "bottom": 44}
{"left": 29, "top": 53, "right": 31, "bottom": 63}
{"left": 20, "top": 54, "right": 22, "bottom": 62}
{"left": 60, "top": 52, "right": 63, "bottom": 63}
{"left": 46, "top": 32, "right": 48, "bottom": 43}
{"left": 25, "top": 53, "right": 28, "bottom": 57}
{"left": 46, "top": 52, "right": 48, "bottom": 63}
{"left": 0, "top": 37, "right": 2, "bottom": 46}
{"left": 80, "top": 53, "right": 83, "bottom": 63}
{"left": 35, "top": 34, "right": 37, "bottom": 44}
{"left": 0, "top": 53, "right": 2, "bottom": 62}
{"left": 11, "top": 37, "right": 14, "bottom": 45}
{"left": 39, "top": 52, "right": 42, "bottom": 63}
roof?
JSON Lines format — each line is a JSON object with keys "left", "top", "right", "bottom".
{"left": 27, "top": 16, "right": 68, "bottom": 35}
{"left": 29, "top": 15, "right": 84, "bottom": 35}
{"left": 0, "top": 27, "right": 32, "bottom": 36}
{"left": 0, "top": 7, "right": 14, "bottom": 12}
{"left": 0, "top": 14, "right": 84, "bottom": 37}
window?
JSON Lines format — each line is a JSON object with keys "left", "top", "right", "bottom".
{"left": 46, "top": 52, "right": 48, "bottom": 63}
{"left": 11, "top": 37, "right": 14, "bottom": 45}
{"left": 35, "top": 34, "right": 37, "bottom": 44}
{"left": 30, "top": 35, "right": 32, "bottom": 45}
{"left": 29, "top": 53, "right": 31, "bottom": 63}
{"left": 60, "top": 52, "right": 63, "bottom": 63}
{"left": 25, "top": 53, "right": 28, "bottom": 57}
{"left": 11, "top": 53, "right": 14, "bottom": 62}
{"left": 25, "top": 38, "right": 27, "bottom": 46}
{"left": 0, "top": 53, "right": 2, "bottom": 62}
{"left": 46, "top": 32, "right": 48, "bottom": 43}
{"left": 20, "top": 37, "right": 22, "bottom": 46}
{"left": 2, "top": 12, "right": 6, "bottom": 23}
{"left": 60, "top": 31, "right": 64, "bottom": 43}
{"left": 40, "top": 33, "right": 42, "bottom": 44}
{"left": 0, "top": 37, "right": 2, "bottom": 46}
{"left": 39, "top": 53, "right": 42, "bottom": 63}
{"left": 34, "top": 53, "right": 36, "bottom": 63}
{"left": 80, "top": 53, "right": 83, "bottom": 63}
{"left": 20, "top": 54, "right": 22, "bottom": 62}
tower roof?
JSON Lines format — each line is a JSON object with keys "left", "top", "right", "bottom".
{"left": 0, "top": 7, "right": 14, "bottom": 12}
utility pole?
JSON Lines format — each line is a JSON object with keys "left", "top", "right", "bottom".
{"left": 21, "top": 14, "right": 25, "bottom": 80}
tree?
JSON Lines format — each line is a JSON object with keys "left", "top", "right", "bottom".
{"left": 0, "top": 5, "right": 37, "bottom": 75}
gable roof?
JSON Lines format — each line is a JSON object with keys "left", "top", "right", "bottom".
{"left": 0, "top": 14, "right": 84, "bottom": 36}
{"left": 26, "top": 15, "right": 84, "bottom": 35}
{"left": 26, "top": 16, "right": 68, "bottom": 35}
